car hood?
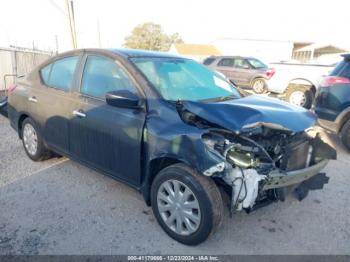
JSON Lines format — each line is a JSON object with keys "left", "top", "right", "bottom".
{"left": 181, "top": 95, "right": 317, "bottom": 132}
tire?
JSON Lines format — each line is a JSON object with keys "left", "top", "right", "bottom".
{"left": 251, "top": 78, "right": 267, "bottom": 94}
{"left": 340, "top": 120, "right": 350, "bottom": 151}
{"left": 285, "top": 84, "right": 314, "bottom": 109}
{"left": 151, "top": 163, "right": 223, "bottom": 245}
{"left": 21, "top": 117, "right": 51, "bottom": 161}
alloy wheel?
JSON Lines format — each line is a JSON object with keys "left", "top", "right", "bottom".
{"left": 252, "top": 79, "right": 265, "bottom": 94}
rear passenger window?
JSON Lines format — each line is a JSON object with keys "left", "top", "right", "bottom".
{"left": 40, "top": 56, "right": 79, "bottom": 91}
{"left": 331, "top": 61, "right": 350, "bottom": 78}
{"left": 203, "top": 57, "right": 215, "bottom": 65}
{"left": 218, "top": 58, "right": 234, "bottom": 67}
{"left": 81, "top": 56, "right": 138, "bottom": 99}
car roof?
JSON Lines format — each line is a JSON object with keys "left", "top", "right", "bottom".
{"left": 55, "top": 48, "right": 185, "bottom": 60}
{"left": 209, "top": 55, "right": 257, "bottom": 59}
{"left": 109, "top": 48, "right": 183, "bottom": 59}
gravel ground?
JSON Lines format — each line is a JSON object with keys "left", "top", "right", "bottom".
{"left": 0, "top": 113, "right": 349, "bottom": 255}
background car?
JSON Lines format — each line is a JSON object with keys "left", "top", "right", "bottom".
{"left": 203, "top": 56, "right": 274, "bottom": 94}
{"left": 267, "top": 62, "right": 334, "bottom": 109}
{"left": 204, "top": 56, "right": 335, "bottom": 109}
{"left": 314, "top": 53, "right": 350, "bottom": 150}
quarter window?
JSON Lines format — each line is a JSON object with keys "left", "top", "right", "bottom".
{"left": 41, "top": 64, "right": 52, "bottom": 84}
{"left": 40, "top": 56, "right": 79, "bottom": 91}
{"left": 81, "top": 56, "right": 137, "bottom": 99}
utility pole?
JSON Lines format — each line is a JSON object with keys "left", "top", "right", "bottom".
{"left": 55, "top": 35, "right": 59, "bottom": 54}
{"left": 65, "top": 0, "right": 77, "bottom": 48}
{"left": 97, "top": 19, "right": 102, "bottom": 48}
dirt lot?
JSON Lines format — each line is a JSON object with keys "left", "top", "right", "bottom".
{"left": 0, "top": 113, "right": 349, "bottom": 255}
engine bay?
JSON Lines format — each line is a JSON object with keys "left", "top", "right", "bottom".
{"left": 201, "top": 126, "right": 336, "bottom": 213}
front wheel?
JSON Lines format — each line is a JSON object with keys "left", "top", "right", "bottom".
{"left": 151, "top": 164, "right": 223, "bottom": 245}
{"left": 251, "top": 78, "right": 267, "bottom": 94}
{"left": 285, "top": 84, "right": 314, "bottom": 109}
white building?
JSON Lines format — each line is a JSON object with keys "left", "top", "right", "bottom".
{"left": 169, "top": 44, "right": 221, "bottom": 62}
{"left": 292, "top": 43, "right": 348, "bottom": 64}
{"left": 211, "top": 38, "right": 294, "bottom": 63}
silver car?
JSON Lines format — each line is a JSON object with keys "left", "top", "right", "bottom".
{"left": 204, "top": 56, "right": 274, "bottom": 94}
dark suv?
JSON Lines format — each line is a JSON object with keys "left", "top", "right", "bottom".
{"left": 8, "top": 48, "right": 335, "bottom": 245}
{"left": 203, "top": 56, "right": 274, "bottom": 94}
{"left": 314, "top": 54, "right": 350, "bottom": 150}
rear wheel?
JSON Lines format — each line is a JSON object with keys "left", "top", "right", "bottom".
{"left": 151, "top": 163, "right": 223, "bottom": 245}
{"left": 285, "top": 84, "right": 314, "bottom": 109}
{"left": 340, "top": 120, "right": 350, "bottom": 151}
{"left": 251, "top": 78, "right": 267, "bottom": 94}
{"left": 21, "top": 117, "right": 51, "bottom": 161}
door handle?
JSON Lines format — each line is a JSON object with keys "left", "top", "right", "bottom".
{"left": 28, "top": 96, "right": 37, "bottom": 103}
{"left": 72, "top": 110, "right": 86, "bottom": 118}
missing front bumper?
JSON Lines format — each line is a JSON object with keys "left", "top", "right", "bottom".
{"left": 263, "top": 159, "right": 329, "bottom": 190}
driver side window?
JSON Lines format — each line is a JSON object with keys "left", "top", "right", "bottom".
{"left": 81, "top": 55, "right": 137, "bottom": 99}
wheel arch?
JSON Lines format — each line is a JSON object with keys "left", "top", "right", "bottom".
{"left": 250, "top": 76, "right": 267, "bottom": 87}
{"left": 335, "top": 107, "right": 350, "bottom": 133}
{"left": 142, "top": 155, "right": 188, "bottom": 205}
{"left": 18, "top": 113, "right": 30, "bottom": 139}
{"left": 288, "top": 78, "right": 316, "bottom": 94}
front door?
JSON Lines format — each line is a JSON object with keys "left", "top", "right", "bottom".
{"left": 232, "top": 58, "right": 252, "bottom": 87}
{"left": 69, "top": 55, "right": 146, "bottom": 186}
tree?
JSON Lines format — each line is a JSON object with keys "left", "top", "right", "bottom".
{"left": 123, "top": 22, "right": 183, "bottom": 51}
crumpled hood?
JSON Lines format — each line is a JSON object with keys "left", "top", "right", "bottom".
{"left": 181, "top": 95, "right": 317, "bottom": 132}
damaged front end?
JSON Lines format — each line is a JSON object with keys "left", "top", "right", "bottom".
{"left": 202, "top": 127, "right": 336, "bottom": 213}
{"left": 177, "top": 98, "right": 337, "bottom": 214}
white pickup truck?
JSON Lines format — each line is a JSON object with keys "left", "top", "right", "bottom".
{"left": 265, "top": 62, "right": 335, "bottom": 108}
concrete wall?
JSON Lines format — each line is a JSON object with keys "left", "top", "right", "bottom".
{"left": 0, "top": 48, "right": 52, "bottom": 91}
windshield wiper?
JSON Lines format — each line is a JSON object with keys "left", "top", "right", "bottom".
{"left": 201, "top": 95, "right": 237, "bottom": 103}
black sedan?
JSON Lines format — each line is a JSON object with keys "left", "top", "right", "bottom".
{"left": 7, "top": 48, "right": 335, "bottom": 245}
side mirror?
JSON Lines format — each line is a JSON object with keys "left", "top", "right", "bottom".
{"left": 106, "top": 90, "right": 140, "bottom": 109}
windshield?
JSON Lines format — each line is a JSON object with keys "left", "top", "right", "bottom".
{"left": 247, "top": 58, "right": 268, "bottom": 69}
{"left": 131, "top": 57, "right": 241, "bottom": 101}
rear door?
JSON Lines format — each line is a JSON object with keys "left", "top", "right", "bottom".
{"left": 213, "top": 58, "right": 236, "bottom": 81}
{"left": 30, "top": 55, "right": 81, "bottom": 154}
{"left": 69, "top": 54, "right": 146, "bottom": 186}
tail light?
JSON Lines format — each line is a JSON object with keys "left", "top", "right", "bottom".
{"left": 7, "top": 84, "right": 17, "bottom": 94}
{"left": 320, "top": 76, "right": 350, "bottom": 87}
{"left": 265, "top": 68, "right": 275, "bottom": 79}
